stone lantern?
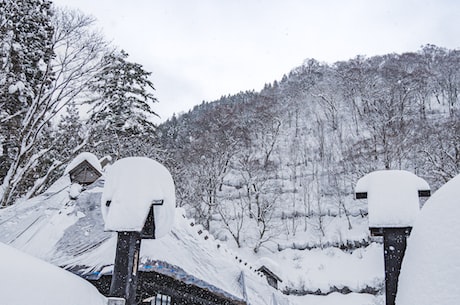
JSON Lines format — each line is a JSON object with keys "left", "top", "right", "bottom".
{"left": 355, "top": 170, "right": 430, "bottom": 305}
{"left": 101, "top": 157, "right": 175, "bottom": 305}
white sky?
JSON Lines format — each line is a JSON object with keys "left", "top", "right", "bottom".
{"left": 52, "top": 0, "right": 460, "bottom": 122}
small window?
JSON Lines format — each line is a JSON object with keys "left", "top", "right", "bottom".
{"left": 153, "top": 294, "right": 171, "bottom": 305}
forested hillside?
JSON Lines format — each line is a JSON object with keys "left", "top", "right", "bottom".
{"left": 157, "top": 45, "right": 460, "bottom": 252}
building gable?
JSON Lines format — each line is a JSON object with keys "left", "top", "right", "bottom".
{"left": 69, "top": 160, "right": 102, "bottom": 185}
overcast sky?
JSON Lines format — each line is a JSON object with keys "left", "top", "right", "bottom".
{"left": 52, "top": 0, "right": 460, "bottom": 122}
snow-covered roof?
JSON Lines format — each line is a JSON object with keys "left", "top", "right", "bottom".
{"left": 257, "top": 257, "right": 282, "bottom": 281}
{"left": 64, "top": 152, "right": 102, "bottom": 175}
{"left": 396, "top": 173, "right": 460, "bottom": 305}
{"left": 355, "top": 170, "right": 430, "bottom": 228}
{"left": 0, "top": 242, "right": 106, "bottom": 305}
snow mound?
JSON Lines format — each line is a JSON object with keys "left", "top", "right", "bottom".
{"left": 69, "top": 183, "right": 83, "bottom": 199}
{"left": 0, "top": 242, "right": 106, "bottom": 305}
{"left": 101, "top": 157, "right": 175, "bottom": 238}
{"left": 355, "top": 170, "right": 429, "bottom": 227}
{"left": 396, "top": 174, "right": 460, "bottom": 305}
{"left": 64, "top": 152, "right": 102, "bottom": 175}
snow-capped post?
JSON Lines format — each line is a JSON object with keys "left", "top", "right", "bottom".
{"left": 355, "top": 170, "right": 430, "bottom": 305}
{"left": 101, "top": 157, "right": 176, "bottom": 305}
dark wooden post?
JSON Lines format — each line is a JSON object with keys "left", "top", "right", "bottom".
{"left": 109, "top": 202, "right": 163, "bottom": 305}
{"left": 110, "top": 231, "right": 142, "bottom": 305}
{"left": 379, "top": 227, "right": 411, "bottom": 305}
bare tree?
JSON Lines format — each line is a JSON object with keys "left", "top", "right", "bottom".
{"left": 0, "top": 8, "right": 110, "bottom": 206}
{"left": 216, "top": 194, "right": 247, "bottom": 248}
{"left": 252, "top": 192, "right": 279, "bottom": 253}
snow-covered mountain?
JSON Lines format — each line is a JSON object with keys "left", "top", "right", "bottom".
{"left": 156, "top": 47, "right": 459, "bottom": 263}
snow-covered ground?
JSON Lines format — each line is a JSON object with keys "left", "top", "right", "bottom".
{"left": 269, "top": 243, "right": 383, "bottom": 294}
{"left": 0, "top": 242, "right": 106, "bottom": 305}
{"left": 0, "top": 164, "right": 386, "bottom": 305}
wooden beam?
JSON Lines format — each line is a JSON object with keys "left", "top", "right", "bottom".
{"left": 110, "top": 232, "right": 142, "bottom": 305}
{"left": 418, "top": 190, "right": 431, "bottom": 197}
{"left": 355, "top": 192, "right": 367, "bottom": 199}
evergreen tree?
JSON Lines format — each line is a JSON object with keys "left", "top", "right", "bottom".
{"left": 23, "top": 102, "right": 88, "bottom": 198}
{"left": 88, "top": 50, "right": 158, "bottom": 159}
{"left": 56, "top": 101, "right": 86, "bottom": 155}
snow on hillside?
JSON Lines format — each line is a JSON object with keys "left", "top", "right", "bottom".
{"left": 270, "top": 244, "right": 383, "bottom": 294}
{"left": 0, "top": 242, "right": 106, "bottom": 305}
{"left": 0, "top": 172, "right": 383, "bottom": 305}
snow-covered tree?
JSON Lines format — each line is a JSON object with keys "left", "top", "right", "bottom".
{"left": 87, "top": 50, "right": 158, "bottom": 159}
{"left": 0, "top": 0, "right": 55, "bottom": 206}
{"left": 0, "top": 4, "right": 161, "bottom": 205}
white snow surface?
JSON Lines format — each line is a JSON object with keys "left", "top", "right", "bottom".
{"left": 288, "top": 292, "right": 377, "bottom": 305}
{"left": 8, "top": 81, "right": 25, "bottom": 94}
{"left": 69, "top": 183, "right": 83, "bottom": 199}
{"left": 0, "top": 242, "right": 106, "bottom": 305}
{"left": 101, "top": 157, "right": 175, "bottom": 237}
{"left": 272, "top": 244, "right": 383, "bottom": 294}
{"left": 396, "top": 174, "right": 460, "bottom": 305}
{"left": 0, "top": 173, "right": 383, "bottom": 305}
{"left": 355, "top": 170, "right": 429, "bottom": 227}
{"left": 64, "top": 152, "right": 102, "bottom": 174}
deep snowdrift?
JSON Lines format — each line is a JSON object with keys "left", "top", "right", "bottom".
{"left": 0, "top": 242, "right": 106, "bottom": 305}
{"left": 396, "top": 174, "right": 460, "bottom": 305}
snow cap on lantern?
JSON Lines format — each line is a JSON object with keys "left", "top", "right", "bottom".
{"left": 355, "top": 170, "right": 430, "bottom": 228}
{"left": 101, "top": 157, "right": 175, "bottom": 239}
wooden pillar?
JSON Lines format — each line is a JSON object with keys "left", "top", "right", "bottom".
{"left": 110, "top": 231, "right": 142, "bottom": 305}
{"left": 382, "top": 227, "right": 411, "bottom": 305}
